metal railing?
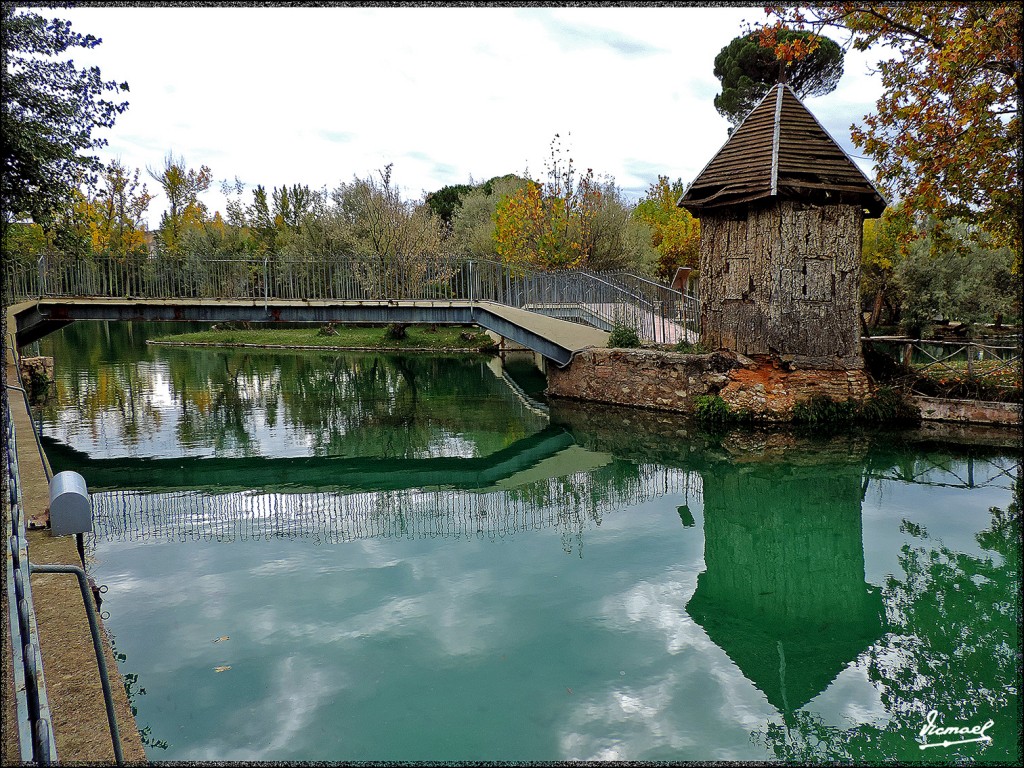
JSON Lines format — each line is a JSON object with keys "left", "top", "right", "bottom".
{"left": 88, "top": 466, "right": 703, "bottom": 545}
{"left": 4, "top": 380, "right": 57, "bottom": 764}
{"left": 596, "top": 269, "right": 701, "bottom": 343}
{"left": 866, "top": 337, "right": 1022, "bottom": 384}
{"left": 5, "top": 254, "right": 701, "bottom": 343}
{"left": 4, "top": 337, "right": 125, "bottom": 764}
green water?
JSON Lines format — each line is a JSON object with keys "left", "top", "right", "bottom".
{"left": 34, "top": 322, "right": 1021, "bottom": 763}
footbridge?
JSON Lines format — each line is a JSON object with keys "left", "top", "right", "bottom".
{"left": 41, "top": 426, "right": 581, "bottom": 493}
{"left": 6, "top": 257, "right": 699, "bottom": 365}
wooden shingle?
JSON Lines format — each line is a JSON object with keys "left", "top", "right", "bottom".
{"left": 679, "top": 84, "right": 886, "bottom": 217}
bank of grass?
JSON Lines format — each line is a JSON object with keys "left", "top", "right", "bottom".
{"left": 148, "top": 323, "right": 499, "bottom": 353}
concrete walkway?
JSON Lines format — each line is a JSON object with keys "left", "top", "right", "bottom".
{"left": 3, "top": 304, "right": 145, "bottom": 763}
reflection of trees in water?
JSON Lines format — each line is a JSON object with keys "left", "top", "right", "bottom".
{"left": 39, "top": 318, "right": 548, "bottom": 460}
{"left": 46, "top": 363, "right": 164, "bottom": 447}
{"left": 753, "top": 474, "right": 1021, "bottom": 764}
{"left": 160, "top": 348, "right": 551, "bottom": 458}
{"left": 168, "top": 351, "right": 272, "bottom": 456}
{"left": 111, "top": 638, "right": 169, "bottom": 752}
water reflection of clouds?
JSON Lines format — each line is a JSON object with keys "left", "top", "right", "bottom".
{"left": 86, "top": 447, "right": 1018, "bottom": 761}
{"left": 558, "top": 666, "right": 769, "bottom": 761}
{"left": 185, "top": 654, "right": 345, "bottom": 761}
{"left": 806, "top": 659, "right": 890, "bottom": 729}
{"left": 563, "top": 567, "right": 775, "bottom": 761}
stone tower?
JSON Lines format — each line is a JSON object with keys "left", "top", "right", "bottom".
{"left": 679, "top": 84, "right": 886, "bottom": 370}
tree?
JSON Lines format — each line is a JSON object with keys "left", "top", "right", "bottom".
{"left": 493, "top": 134, "right": 602, "bottom": 271}
{"left": 860, "top": 204, "right": 915, "bottom": 329}
{"left": 246, "top": 184, "right": 277, "bottom": 257}
{"left": 713, "top": 28, "right": 844, "bottom": 126}
{"left": 273, "top": 184, "right": 313, "bottom": 231}
{"left": 331, "top": 164, "right": 453, "bottom": 297}
{"left": 585, "top": 178, "right": 658, "bottom": 274}
{"left": 89, "top": 160, "right": 153, "bottom": 258}
{"left": 1, "top": 6, "right": 129, "bottom": 229}
{"left": 448, "top": 175, "right": 532, "bottom": 259}
{"left": 424, "top": 183, "right": 474, "bottom": 227}
{"left": 764, "top": 4, "right": 1022, "bottom": 262}
{"left": 632, "top": 176, "right": 701, "bottom": 280}
{"left": 892, "top": 218, "right": 1019, "bottom": 334}
{"left": 147, "top": 153, "right": 212, "bottom": 255}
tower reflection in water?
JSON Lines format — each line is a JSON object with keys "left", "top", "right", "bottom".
{"left": 687, "top": 453, "right": 883, "bottom": 715}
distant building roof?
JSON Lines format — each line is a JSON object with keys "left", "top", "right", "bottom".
{"left": 678, "top": 83, "right": 887, "bottom": 217}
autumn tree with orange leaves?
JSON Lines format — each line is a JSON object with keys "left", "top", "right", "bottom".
{"left": 494, "top": 135, "right": 602, "bottom": 271}
{"left": 762, "top": 4, "right": 1021, "bottom": 265}
{"left": 632, "top": 176, "right": 700, "bottom": 281}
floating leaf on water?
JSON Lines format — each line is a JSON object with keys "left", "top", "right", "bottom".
{"left": 213, "top": 636, "right": 230, "bottom": 643}
{"left": 213, "top": 665, "right": 232, "bottom": 673}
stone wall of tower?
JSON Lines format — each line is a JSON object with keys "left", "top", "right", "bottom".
{"left": 698, "top": 200, "right": 864, "bottom": 370}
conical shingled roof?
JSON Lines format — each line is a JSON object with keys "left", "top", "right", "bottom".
{"left": 678, "top": 83, "right": 886, "bottom": 217}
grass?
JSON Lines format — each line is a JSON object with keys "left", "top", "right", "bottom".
{"left": 148, "top": 323, "right": 499, "bottom": 353}
{"left": 908, "top": 362, "right": 1022, "bottom": 403}
{"left": 692, "top": 395, "right": 752, "bottom": 428}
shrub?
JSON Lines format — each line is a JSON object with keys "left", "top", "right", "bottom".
{"left": 607, "top": 322, "right": 641, "bottom": 348}
{"left": 793, "top": 389, "right": 920, "bottom": 426}
{"left": 694, "top": 395, "right": 736, "bottom": 427}
{"left": 383, "top": 323, "right": 408, "bottom": 341}
{"left": 792, "top": 394, "right": 860, "bottom": 425}
{"left": 673, "top": 339, "right": 709, "bottom": 354}
{"left": 860, "top": 386, "right": 920, "bottom": 423}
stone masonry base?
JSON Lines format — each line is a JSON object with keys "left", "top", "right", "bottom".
{"left": 546, "top": 348, "right": 871, "bottom": 422}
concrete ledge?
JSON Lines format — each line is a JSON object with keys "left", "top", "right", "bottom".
{"left": 911, "top": 396, "right": 1021, "bottom": 426}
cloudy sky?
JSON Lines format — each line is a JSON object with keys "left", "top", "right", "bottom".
{"left": 51, "top": 4, "right": 888, "bottom": 227}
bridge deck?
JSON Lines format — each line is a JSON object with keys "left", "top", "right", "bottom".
{"left": 12, "top": 298, "right": 609, "bottom": 366}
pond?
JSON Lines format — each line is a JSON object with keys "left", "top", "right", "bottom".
{"left": 34, "top": 322, "right": 1021, "bottom": 763}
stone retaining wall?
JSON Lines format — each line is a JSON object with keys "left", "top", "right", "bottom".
{"left": 548, "top": 348, "right": 1019, "bottom": 425}
{"left": 717, "top": 360, "right": 872, "bottom": 421}
{"left": 546, "top": 348, "right": 738, "bottom": 412}
{"left": 911, "top": 396, "right": 1021, "bottom": 426}
{"left": 547, "top": 348, "right": 867, "bottom": 422}
{"left": 548, "top": 348, "right": 873, "bottom": 420}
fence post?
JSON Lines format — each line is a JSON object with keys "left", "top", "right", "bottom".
{"left": 37, "top": 255, "right": 46, "bottom": 298}
{"left": 263, "top": 255, "right": 269, "bottom": 311}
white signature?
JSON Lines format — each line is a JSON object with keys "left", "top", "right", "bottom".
{"left": 919, "top": 709, "right": 994, "bottom": 749}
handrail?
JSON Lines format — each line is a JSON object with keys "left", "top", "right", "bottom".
{"left": 28, "top": 563, "right": 124, "bottom": 765}
{"left": 7, "top": 333, "right": 53, "bottom": 482}
{"left": 4, "top": 382, "right": 57, "bottom": 764}
{"left": 865, "top": 336, "right": 1022, "bottom": 384}
{"left": 5, "top": 254, "right": 702, "bottom": 343}
{"left": 598, "top": 269, "right": 685, "bottom": 299}
{"left": 864, "top": 336, "right": 1021, "bottom": 349}
{"left": 4, "top": 333, "right": 124, "bottom": 764}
